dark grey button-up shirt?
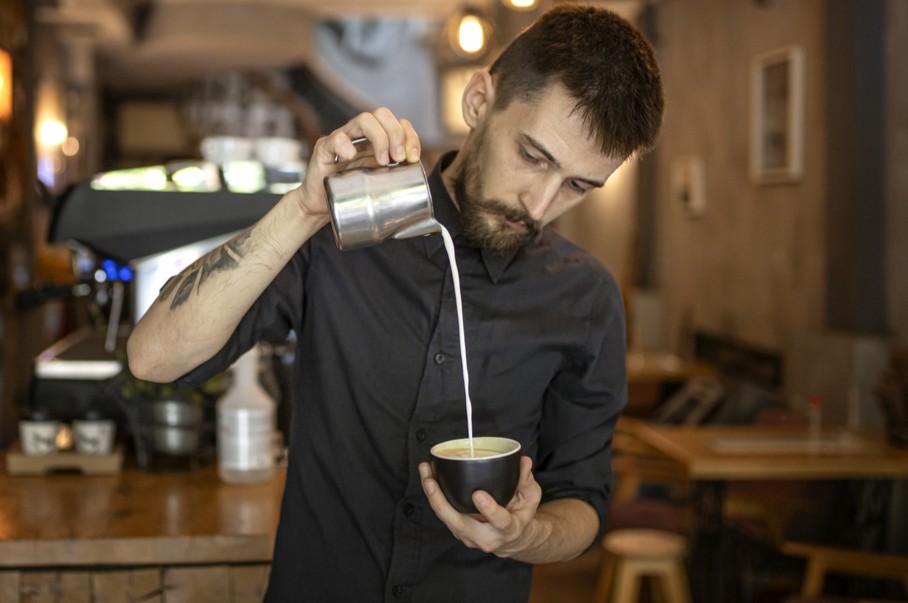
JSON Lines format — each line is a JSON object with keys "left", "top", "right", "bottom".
{"left": 178, "top": 152, "right": 627, "bottom": 602}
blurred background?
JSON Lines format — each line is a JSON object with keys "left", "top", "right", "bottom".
{"left": 1, "top": 1, "right": 907, "bottom": 601}
{"left": 0, "top": 0, "right": 906, "bottom": 462}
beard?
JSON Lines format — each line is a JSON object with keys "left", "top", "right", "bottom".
{"left": 452, "top": 128, "right": 542, "bottom": 254}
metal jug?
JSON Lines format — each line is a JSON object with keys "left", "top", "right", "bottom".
{"left": 324, "top": 139, "right": 440, "bottom": 250}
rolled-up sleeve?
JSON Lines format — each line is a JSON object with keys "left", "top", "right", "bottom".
{"left": 534, "top": 277, "right": 627, "bottom": 543}
{"left": 174, "top": 249, "right": 307, "bottom": 390}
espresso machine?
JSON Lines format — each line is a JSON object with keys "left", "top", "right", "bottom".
{"left": 26, "top": 160, "right": 293, "bottom": 469}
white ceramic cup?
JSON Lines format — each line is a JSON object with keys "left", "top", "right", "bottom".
{"left": 200, "top": 136, "right": 254, "bottom": 164}
{"left": 73, "top": 419, "right": 116, "bottom": 454}
{"left": 19, "top": 420, "right": 60, "bottom": 455}
{"left": 254, "top": 137, "right": 303, "bottom": 166}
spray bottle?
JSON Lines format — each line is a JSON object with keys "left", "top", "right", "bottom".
{"left": 217, "top": 346, "right": 276, "bottom": 483}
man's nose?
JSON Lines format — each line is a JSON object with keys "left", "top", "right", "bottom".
{"left": 520, "top": 177, "right": 561, "bottom": 221}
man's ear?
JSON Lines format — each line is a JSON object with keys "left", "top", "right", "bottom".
{"left": 461, "top": 70, "right": 495, "bottom": 129}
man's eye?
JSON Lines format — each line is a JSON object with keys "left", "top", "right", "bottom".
{"left": 567, "top": 180, "right": 588, "bottom": 193}
{"left": 521, "top": 149, "right": 542, "bottom": 165}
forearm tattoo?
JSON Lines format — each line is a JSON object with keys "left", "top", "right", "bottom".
{"left": 157, "top": 229, "right": 253, "bottom": 310}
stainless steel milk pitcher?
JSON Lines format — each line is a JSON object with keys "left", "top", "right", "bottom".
{"left": 324, "top": 139, "right": 440, "bottom": 250}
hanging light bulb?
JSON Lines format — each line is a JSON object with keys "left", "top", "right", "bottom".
{"left": 445, "top": 7, "right": 493, "bottom": 60}
{"left": 502, "top": 0, "right": 537, "bottom": 10}
{"left": 37, "top": 118, "right": 67, "bottom": 148}
{"left": 458, "top": 15, "right": 485, "bottom": 54}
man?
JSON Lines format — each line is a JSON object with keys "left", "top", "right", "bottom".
{"left": 128, "top": 3, "right": 663, "bottom": 601}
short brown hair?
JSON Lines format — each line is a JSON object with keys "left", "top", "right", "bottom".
{"left": 489, "top": 3, "right": 664, "bottom": 158}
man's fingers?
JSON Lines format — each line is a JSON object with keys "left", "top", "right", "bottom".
{"left": 399, "top": 118, "right": 421, "bottom": 164}
{"left": 371, "top": 107, "right": 407, "bottom": 164}
{"left": 420, "top": 462, "right": 469, "bottom": 529}
{"left": 472, "top": 490, "right": 514, "bottom": 532}
{"left": 326, "top": 131, "right": 362, "bottom": 164}
{"left": 318, "top": 109, "right": 421, "bottom": 171}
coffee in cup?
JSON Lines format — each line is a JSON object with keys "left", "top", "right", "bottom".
{"left": 430, "top": 436, "right": 521, "bottom": 514}
{"left": 434, "top": 447, "right": 501, "bottom": 459}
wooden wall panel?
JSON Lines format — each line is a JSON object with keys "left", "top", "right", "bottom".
{"left": 0, "top": 571, "right": 21, "bottom": 602}
{"left": 58, "top": 572, "right": 90, "bottom": 603}
{"left": 163, "top": 565, "right": 231, "bottom": 603}
{"left": 0, "top": 564, "right": 273, "bottom": 602}
{"left": 230, "top": 564, "right": 271, "bottom": 603}
{"left": 19, "top": 571, "right": 57, "bottom": 602}
{"left": 91, "top": 568, "right": 164, "bottom": 603}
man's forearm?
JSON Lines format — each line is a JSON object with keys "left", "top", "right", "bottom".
{"left": 508, "top": 498, "right": 600, "bottom": 564}
{"left": 127, "top": 190, "right": 328, "bottom": 383}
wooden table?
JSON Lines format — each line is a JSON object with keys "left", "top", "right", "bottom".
{"left": 624, "top": 421, "right": 908, "bottom": 603}
{"left": 0, "top": 459, "right": 284, "bottom": 602}
{"left": 628, "top": 422, "right": 908, "bottom": 481}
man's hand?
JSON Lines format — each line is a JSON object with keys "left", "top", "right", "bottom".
{"left": 419, "top": 456, "right": 545, "bottom": 558}
{"left": 419, "top": 457, "right": 600, "bottom": 563}
{"left": 294, "top": 108, "right": 421, "bottom": 219}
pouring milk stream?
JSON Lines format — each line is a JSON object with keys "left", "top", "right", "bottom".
{"left": 325, "top": 157, "right": 477, "bottom": 456}
{"left": 439, "top": 225, "right": 475, "bottom": 456}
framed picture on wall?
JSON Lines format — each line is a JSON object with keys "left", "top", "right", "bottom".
{"left": 750, "top": 46, "right": 805, "bottom": 184}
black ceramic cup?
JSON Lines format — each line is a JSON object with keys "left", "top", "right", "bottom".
{"left": 429, "top": 436, "right": 521, "bottom": 514}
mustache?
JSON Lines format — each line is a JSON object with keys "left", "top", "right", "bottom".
{"left": 482, "top": 199, "right": 542, "bottom": 237}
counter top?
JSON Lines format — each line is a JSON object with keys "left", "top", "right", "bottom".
{"left": 0, "top": 458, "right": 284, "bottom": 568}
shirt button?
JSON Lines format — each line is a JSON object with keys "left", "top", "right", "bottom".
{"left": 392, "top": 585, "right": 405, "bottom": 598}
{"left": 403, "top": 503, "right": 415, "bottom": 517}
{"left": 434, "top": 352, "right": 445, "bottom": 365}
{"left": 416, "top": 429, "right": 427, "bottom": 442}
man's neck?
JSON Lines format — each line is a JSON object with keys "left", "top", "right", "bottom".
{"left": 440, "top": 150, "right": 464, "bottom": 213}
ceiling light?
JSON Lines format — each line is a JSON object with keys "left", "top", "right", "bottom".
{"left": 445, "top": 7, "right": 494, "bottom": 60}
{"left": 38, "top": 119, "right": 68, "bottom": 148}
{"left": 458, "top": 15, "right": 485, "bottom": 54}
{"left": 502, "top": 0, "right": 537, "bottom": 10}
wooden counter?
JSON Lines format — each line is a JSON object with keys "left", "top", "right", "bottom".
{"left": 0, "top": 458, "right": 284, "bottom": 602}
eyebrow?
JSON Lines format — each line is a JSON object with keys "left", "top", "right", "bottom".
{"left": 522, "top": 134, "right": 606, "bottom": 189}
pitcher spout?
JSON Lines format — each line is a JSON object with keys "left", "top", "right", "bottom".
{"left": 392, "top": 217, "right": 442, "bottom": 240}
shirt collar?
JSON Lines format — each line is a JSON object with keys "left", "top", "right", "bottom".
{"left": 424, "top": 151, "right": 521, "bottom": 284}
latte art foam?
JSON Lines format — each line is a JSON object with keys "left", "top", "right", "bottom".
{"left": 434, "top": 447, "right": 500, "bottom": 459}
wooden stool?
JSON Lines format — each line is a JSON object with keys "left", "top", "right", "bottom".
{"left": 593, "top": 529, "right": 693, "bottom": 603}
